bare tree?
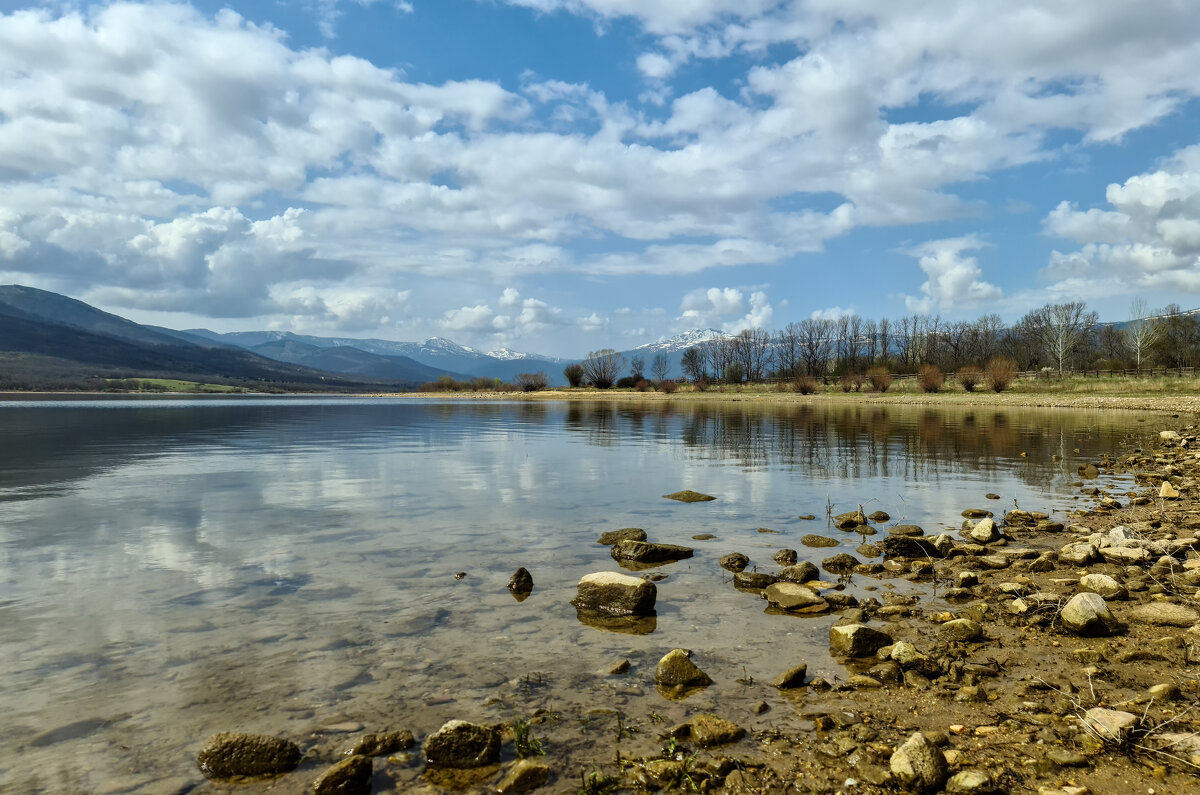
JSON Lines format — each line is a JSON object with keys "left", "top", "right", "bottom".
{"left": 846, "top": 314, "right": 864, "bottom": 372}
{"left": 581, "top": 348, "right": 626, "bottom": 388}
{"left": 797, "top": 318, "right": 832, "bottom": 379}
{"left": 862, "top": 319, "right": 878, "bottom": 365}
{"left": 1126, "top": 298, "right": 1161, "bottom": 370}
{"left": 877, "top": 317, "right": 891, "bottom": 366}
{"left": 629, "top": 355, "right": 645, "bottom": 379}
{"left": 650, "top": 352, "right": 671, "bottom": 382}
{"left": 681, "top": 346, "right": 705, "bottom": 380}
{"left": 1021, "top": 302, "right": 1098, "bottom": 375}
{"left": 776, "top": 323, "right": 802, "bottom": 378}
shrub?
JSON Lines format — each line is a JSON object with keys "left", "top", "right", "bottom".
{"left": 615, "top": 376, "right": 639, "bottom": 389}
{"left": 634, "top": 379, "right": 651, "bottom": 392}
{"left": 839, "top": 375, "right": 853, "bottom": 393}
{"left": 866, "top": 366, "right": 893, "bottom": 392}
{"left": 850, "top": 373, "right": 865, "bottom": 392}
{"left": 563, "top": 363, "right": 584, "bottom": 387}
{"left": 957, "top": 365, "right": 983, "bottom": 392}
{"left": 792, "top": 374, "right": 818, "bottom": 394}
{"left": 581, "top": 348, "right": 625, "bottom": 389}
{"left": 658, "top": 379, "right": 678, "bottom": 394}
{"left": 917, "top": 364, "right": 945, "bottom": 393}
{"left": 694, "top": 376, "right": 709, "bottom": 392}
{"left": 514, "top": 371, "right": 549, "bottom": 392}
{"left": 723, "top": 362, "right": 745, "bottom": 383}
{"left": 986, "top": 356, "right": 1019, "bottom": 392}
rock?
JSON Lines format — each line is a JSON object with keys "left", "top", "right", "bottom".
{"left": 881, "top": 536, "right": 946, "bottom": 558}
{"left": 1079, "top": 463, "right": 1100, "bottom": 479}
{"left": 313, "top": 755, "right": 372, "bottom": 795}
{"left": 985, "top": 493, "right": 1000, "bottom": 500}
{"left": 962, "top": 508, "right": 992, "bottom": 518}
{"left": 1079, "top": 573, "right": 1127, "bottom": 600}
{"left": 868, "top": 660, "right": 903, "bottom": 685}
{"left": 889, "top": 732, "right": 948, "bottom": 792}
{"left": 848, "top": 674, "right": 882, "bottom": 688}
{"left": 822, "top": 552, "right": 861, "bottom": 573}
{"left": 692, "top": 533, "right": 717, "bottom": 541}
{"left": 1160, "top": 481, "right": 1181, "bottom": 499}
{"left": 719, "top": 552, "right": 750, "bottom": 572}
{"left": 733, "top": 570, "right": 777, "bottom": 589}
{"left": 889, "top": 524, "right": 924, "bottom": 537}
{"left": 597, "top": 528, "right": 646, "bottom": 545}
{"left": 1029, "top": 552, "right": 1057, "bottom": 572}
{"left": 655, "top": 649, "right": 713, "bottom": 689}
{"left": 507, "top": 568, "right": 534, "bottom": 594}
{"left": 977, "top": 554, "right": 1009, "bottom": 570}
{"left": 688, "top": 715, "right": 745, "bottom": 747}
{"left": 610, "top": 540, "right": 693, "bottom": 565}
{"left": 1047, "top": 749, "right": 1088, "bottom": 767}
{"left": 497, "top": 759, "right": 550, "bottom": 793}
{"left": 346, "top": 730, "right": 414, "bottom": 756}
{"left": 962, "top": 517, "right": 999, "bottom": 544}
{"left": 869, "top": 510, "right": 890, "bottom": 522}
{"left": 1082, "top": 708, "right": 1139, "bottom": 743}
{"left": 663, "top": 490, "right": 715, "bottom": 503}
{"left": 857, "top": 542, "right": 882, "bottom": 557}
{"left": 1098, "top": 546, "right": 1150, "bottom": 565}
{"left": 1129, "top": 602, "right": 1200, "bottom": 627}
{"left": 764, "top": 582, "right": 828, "bottom": 612}
{"left": 1147, "top": 683, "right": 1182, "bottom": 701}
{"left": 423, "top": 720, "right": 500, "bottom": 768}
{"left": 772, "top": 664, "right": 808, "bottom": 689}
{"left": 1160, "top": 430, "right": 1181, "bottom": 441}
{"left": 1099, "top": 496, "right": 1123, "bottom": 509}
{"left": 957, "top": 571, "right": 979, "bottom": 588}
{"left": 196, "top": 732, "right": 302, "bottom": 780}
{"left": 946, "top": 769, "right": 992, "bottom": 793}
{"left": 571, "top": 572, "right": 656, "bottom": 615}
{"left": 1060, "top": 592, "right": 1121, "bottom": 636}
{"left": 777, "top": 562, "right": 819, "bottom": 583}
{"left": 773, "top": 548, "right": 799, "bottom": 565}
{"left": 800, "top": 535, "right": 838, "bottom": 548}
{"left": 1059, "top": 541, "right": 1098, "bottom": 566}
{"left": 939, "top": 618, "right": 983, "bottom": 643}
{"left": 829, "top": 624, "right": 891, "bottom": 658}
{"left": 834, "top": 509, "right": 867, "bottom": 527}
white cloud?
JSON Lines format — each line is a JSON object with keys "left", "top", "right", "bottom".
{"left": 441, "top": 304, "right": 494, "bottom": 332}
{"left": 810, "top": 306, "right": 855, "bottom": 321}
{"left": 902, "top": 235, "right": 1003, "bottom": 313}
{"left": 678, "top": 286, "right": 773, "bottom": 332}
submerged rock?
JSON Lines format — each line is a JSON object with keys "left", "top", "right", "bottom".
{"left": 497, "top": 759, "right": 550, "bottom": 793}
{"left": 719, "top": 552, "right": 750, "bottom": 572}
{"left": 346, "top": 730, "right": 414, "bottom": 757}
{"left": 597, "top": 528, "right": 647, "bottom": 545}
{"left": 571, "top": 572, "right": 656, "bottom": 615}
{"left": 821, "top": 552, "right": 860, "bottom": 573}
{"left": 777, "top": 562, "right": 819, "bottom": 583}
{"left": 733, "top": 570, "right": 778, "bottom": 589}
{"left": 800, "top": 534, "right": 839, "bottom": 548}
{"left": 655, "top": 648, "right": 713, "bottom": 691}
{"left": 773, "top": 548, "right": 799, "bottom": 565}
{"left": 663, "top": 490, "right": 716, "bottom": 503}
{"left": 610, "top": 540, "right": 694, "bottom": 565}
{"left": 764, "top": 582, "right": 828, "bottom": 612}
{"left": 196, "top": 732, "right": 302, "bottom": 780}
{"left": 313, "top": 755, "right": 372, "bottom": 795}
{"left": 423, "top": 720, "right": 500, "bottom": 768}
{"left": 507, "top": 568, "right": 534, "bottom": 595}
{"left": 889, "top": 524, "right": 924, "bottom": 537}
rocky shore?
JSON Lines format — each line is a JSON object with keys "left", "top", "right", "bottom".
{"left": 193, "top": 422, "right": 1200, "bottom": 794}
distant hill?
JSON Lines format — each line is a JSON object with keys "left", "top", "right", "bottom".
{"left": 0, "top": 285, "right": 417, "bottom": 391}
{"left": 613, "top": 329, "right": 730, "bottom": 379}
{"left": 250, "top": 339, "right": 462, "bottom": 383}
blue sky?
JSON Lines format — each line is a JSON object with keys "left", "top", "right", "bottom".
{"left": 1, "top": 1, "right": 1199, "bottom": 356}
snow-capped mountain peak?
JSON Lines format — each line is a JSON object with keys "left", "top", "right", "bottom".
{"left": 634, "top": 328, "right": 729, "bottom": 354}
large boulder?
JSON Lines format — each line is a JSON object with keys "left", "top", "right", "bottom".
{"left": 655, "top": 648, "right": 713, "bottom": 689}
{"left": 571, "top": 572, "right": 656, "bottom": 615}
{"left": 423, "top": 720, "right": 500, "bottom": 768}
{"left": 829, "top": 624, "right": 891, "bottom": 658}
{"left": 610, "top": 540, "right": 694, "bottom": 565}
{"left": 1060, "top": 592, "right": 1122, "bottom": 636}
{"left": 962, "top": 517, "right": 999, "bottom": 544}
{"left": 764, "top": 582, "right": 828, "bottom": 612}
{"left": 196, "top": 732, "right": 302, "bottom": 780}
{"left": 313, "top": 755, "right": 372, "bottom": 795}
{"left": 889, "top": 732, "right": 948, "bottom": 792}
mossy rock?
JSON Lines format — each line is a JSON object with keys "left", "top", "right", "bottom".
{"left": 196, "top": 732, "right": 301, "bottom": 780}
{"left": 663, "top": 490, "right": 716, "bottom": 503}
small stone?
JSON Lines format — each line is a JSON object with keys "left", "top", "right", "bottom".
{"left": 945, "top": 769, "right": 992, "bottom": 793}
{"left": 606, "top": 659, "right": 631, "bottom": 675}
{"left": 597, "top": 528, "right": 646, "bottom": 545}
{"left": 834, "top": 509, "right": 868, "bottom": 527}
{"left": 772, "top": 664, "right": 808, "bottom": 689}
{"left": 733, "top": 570, "right": 777, "bottom": 589}
{"left": 572, "top": 572, "right": 656, "bottom": 615}
{"left": 1147, "top": 683, "right": 1181, "bottom": 701}
{"left": 423, "top": 720, "right": 500, "bottom": 768}
{"left": 889, "top": 524, "right": 924, "bottom": 537}
{"left": 1160, "top": 481, "right": 1181, "bottom": 499}
{"left": 497, "top": 759, "right": 550, "bottom": 794}
{"left": 963, "top": 517, "right": 999, "bottom": 544}
{"left": 1081, "top": 708, "right": 1139, "bottom": 743}
{"left": 829, "top": 624, "right": 892, "bottom": 658}
{"left": 655, "top": 649, "right": 713, "bottom": 689}
{"left": 956, "top": 571, "right": 979, "bottom": 588}
{"left": 313, "top": 755, "right": 372, "bottom": 795}
{"left": 985, "top": 493, "right": 1000, "bottom": 500}
{"left": 939, "top": 618, "right": 983, "bottom": 643}
{"left": 889, "top": 731, "right": 948, "bottom": 792}
{"left": 800, "top": 534, "right": 839, "bottom": 548}
{"left": 719, "top": 552, "right": 750, "bottom": 572}
{"left": 1129, "top": 602, "right": 1200, "bottom": 627}
{"left": 848, "top": 674, "right": 882, "bottom": 689}
{"left": 1059, "top": 541, "right": 1098, "bottom": 565}
{"left": 773, "top": 548, "right": 799, "bottom": 565}
{"left": 688, "top": 715, "right": 745, "bottom": 747}
{"left": 1079, "top": 573, "right": 1127, "bottom": 601}
{"left": 610, "top": 540, "right": 693, "bottom": 565}
{"left": 1060, "top": 592, "right": 1122, "bottom": 636}
{"left": 346, "top": 730, "right": 414, "bottom": 756}
{"left": 508, "top": 568, "right": 534, "bottom": 594}
{"left": 869, "top": 510, "right": 891, "bottom": 522}
{"left": 196, "top": 733, "right": 302, "bottom": 780}
{"left": 1047, "top": 749, "right": 1088, "bottom": 767}
{"left": 778, "top": 562, "right": 819, "bottom": 583}
{"left": 822, "top": 553, "right": 861, "bottom": 573}
{"left": 663, "top": 490, "right": 716, "bottom": 502}
{"left": 764, "top": 582, "right": 828, "bottom": 612}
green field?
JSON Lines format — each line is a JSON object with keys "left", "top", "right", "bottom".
{"left": 105, "top": 378, "right": 245, "bottom": 393}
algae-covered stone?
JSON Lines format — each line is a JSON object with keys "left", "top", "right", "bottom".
{"left": 346, "top": 730, "right": 414, "bottom": 756}
{"left": 423, "top": 720, "right": 500, "bottom": 768}
{"left": 829, "top": 623, "right": 891, "bottom": 658}
{"left": 719, "top": 552, "right": 750, "bottom": 572}
{"left": 1060, "top": 592, "right": 1121, "bottom": 636}
{"left": 777, "top": 562, "right": 819, "bottom": 583}
{"left": 772, "top": 664, "right": 808, "bottom": 689}
{"left": 507, "top": 568, "right": 534, "bottom": 594}
{"left": 196, "top": 732, "right": 302, "bottom": 780}
{"left": 572, "top": 572, "right": 656, "bottom": 615}
{"left": 663, "top": 490, "right": 716, "bottom": 503}
{"left": 889, "top": 524, "right": 924, "bottom": 537}
{"left": 939, "top": 618, "right": 983, "bottom": 643}
{"left": 497, "top": 759, "right": 550, "bottom": 793}
{"left": 801, "top": 535, "right": 839, "bottom": 548}
{"left": 773, "top": 548, "right": 799, "bottom": 565}
{"left": 764, "top": 582, "right": 828, "bottom": 612}
{"left": 821, "top": 552, "right": 860, "bottom": 573}
{"left": 889, "top": 732, "right": 948, "bottom": 792}
{"left": 733, "top": 570, "right": 777, "bottom": 589}
{"left": 688, "top": 715, "right": 745, "bottom": 747}
{"left": 610, "top": 540, "right": 694, "bottom": 565}
{"left": 655, "top": 648, "right": 712, "bottom": 689}
{"left": 597, "top": 528, "right": 646, "bottom": 545}
{"left": 869, "top": 510, "right": 890, "bottom": 522}
{"left": 313, "top": 755, "right": 372, "bottom": 795}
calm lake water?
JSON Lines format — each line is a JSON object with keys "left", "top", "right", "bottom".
{"left": 0, "top": 397, "right": 1148, "bottom": 793}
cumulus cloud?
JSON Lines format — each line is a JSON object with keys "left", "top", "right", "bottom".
{"left": 679, "top": 286, "right": 773, "bottom": 332}
{"left": 1043, "top": 144, "right": 1200, "bottom": 293}
{"left": 902, "top": 235, "right": 1003, "bottom": 313}
{"left": 810, "top": 306, "right": 855, "bottom": 321}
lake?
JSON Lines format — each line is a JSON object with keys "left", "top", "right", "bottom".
{"left": 0, "top": 397, "right": 1146, "bottom": 793}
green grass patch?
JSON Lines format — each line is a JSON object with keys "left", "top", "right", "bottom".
{"left": 105, "top": 378, "right": 244, "bottom": 393}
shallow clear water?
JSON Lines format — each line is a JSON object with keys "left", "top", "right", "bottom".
{"left": 0, "top": 397, "right": 1146, "bottom": 792}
